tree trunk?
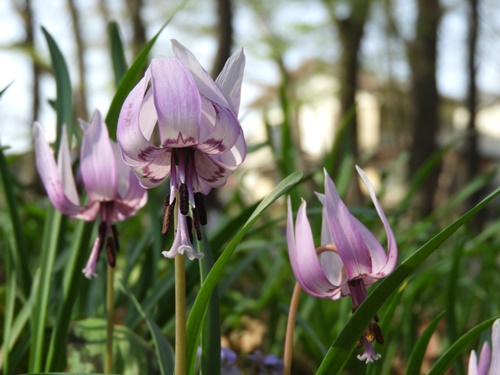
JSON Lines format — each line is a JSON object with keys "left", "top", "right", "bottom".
{"left": 211, "top": 0, "right": 233, "bottom": 78}
{"left": 408, "top": 0, "right": 441, "bottom": 216}
{"left": 126, "top": 0, "right": 146, "bottom": 57}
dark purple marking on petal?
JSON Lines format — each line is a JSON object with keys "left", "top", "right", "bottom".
{"left": 163, "top": 133, "right": 197, "bottom": 147}
{"left": 202, "top": 138, "right": 226, "bottom": 153}
{"left": 200, "top": 162, "right": 226, "bottom": 184}
{"left": 138, "top": 145, "right": 162, "bottom": 161}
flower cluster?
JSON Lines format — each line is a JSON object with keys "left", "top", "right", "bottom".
{"left": 286, "top": 167, "right": 397, "bottom": 362}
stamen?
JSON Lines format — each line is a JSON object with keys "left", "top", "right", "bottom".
{"left": 186, "top": 216, "right": 194, "bottom": 244}
{"left": 111, "top": 224, "right": 120, "bottom": 253}
{"left": 192, "top": 206, "right": 203, "bottom": 241}
{"left": 356, "top": 337, "right": 363, "bottom": 349}
{"left": 372, "top": 323, "right": 384, "bottom": 344}
{"left": 179, "top": 183, "right": 189, "bottom": 215}
{"left": 106, "top": 237, "right": 116, "bottom": 267}
{"left": 162, "top": 195, "right": 176, "bottom": 236}
{"left": 194, "top": 192, "right": 207, "bottom": 225}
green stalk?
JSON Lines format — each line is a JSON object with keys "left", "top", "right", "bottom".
{"left": 284, "top": 282, "right": 301, "bottom": 375}
{"left": 175, "top": 254, "right": 187, "bottom": 375}
{"left": 105, "top": 263, "right": 115, "bottom": 374}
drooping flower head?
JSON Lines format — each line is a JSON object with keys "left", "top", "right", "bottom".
{"left": 468, "top": 319, "right": 500, "bottom": 375}
{"left": 34, "top": 110, "right": 147, "bottom": 278}
{"left": 117, "top": 40, "right": 246, "bottom": 260}
{"left": 286, "top": 166, "right": 397, "bottom": 363}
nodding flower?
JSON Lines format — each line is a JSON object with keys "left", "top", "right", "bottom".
{"left": 286, "top": 167, "right": 397, "bottom": 363}
{"left": 34, "top": 110, "right": 147, "bottom": 278}
{"left": 117, "top": 40, "right": 246, "bottom": 260}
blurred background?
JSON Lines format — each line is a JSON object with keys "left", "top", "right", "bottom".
{"left": 1, "top": 0, "right": 500, "bottom": 216}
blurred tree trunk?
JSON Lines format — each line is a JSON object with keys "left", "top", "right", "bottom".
{"left": 66, "top": 0, "right": 88, "bottom": 119}
{"left": 14, "top": 0, "right": 40, "bottom": 125}
{"left": 324, "top": 0, "right": 370, "bottom": 202}
{"left": 211, "top": 0, "right": 233, "bottom": 78}
{"left": 126, "top": 0, "right": 146, "bottom": 57}
{"left": 408, "top": 0, "right": 441, "bottom": 216}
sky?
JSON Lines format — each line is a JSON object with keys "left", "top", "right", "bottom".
{"left": 0, "top": 0, "right": 499, "bottom": 154}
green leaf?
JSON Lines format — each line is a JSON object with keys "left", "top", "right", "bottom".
{"left": 117, "top": 281, "right": 175, "bottom": 375}
{"left": 105, "top": 0, "right": 188, "bottom": 140}
{"left": 406, "top": 311, "right": 446, "bottom": 375}
{"left": 185, "top": 171, "right": 303, "bottom": 373}
{"left": 315, "top": 186, "right": 500, "bottom": 374}
{"left": 41, "top": 27, "right": 77, "bottom": 148}
{"left": 0, "top": 146, "right": 31, "bottom": 294}
{"left": 29, "top": 208, "right": 64, "bottom": 372}
{"left": 2, "top": 241, "right": 16, "bottom": 374}
{"left": 45, "top": 221, "right": 95, "bottom": 371}
{"left": 428, "top": 317, "right": 499, "bottom": 375}
{"left": 108, "top": 21, "right": 128, "bottom": 87}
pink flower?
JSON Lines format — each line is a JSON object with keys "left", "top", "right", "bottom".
{"left": 468, "top": 319, "right": 500, "bottom": 375}
{"left": 34, "top": 110, "right": 147, "bottom": 278}
{"left": 117, "top": 40, "right": 245, "bottom": 260}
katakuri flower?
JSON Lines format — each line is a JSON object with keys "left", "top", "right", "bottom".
{"left": 468, "top": 319, "right": 500, "bottom": 375}
{"left": 117, "top": 40, "right": 245, "bottom": 260}
{"left": 34, "top": 110, "right": 147, "bottom": 278}
{"left": 286, "top": 166, "right": 397, "bottom": 363}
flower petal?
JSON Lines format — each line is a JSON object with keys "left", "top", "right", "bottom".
{"left": 197, "top": 99, "right": 242, "bottom": 154}
{"left": 33, "top": 123, "right": 89, "bottom": 218}
{"left": 151, "top": 56, "right": 201, "bottom": 147}
{"left": 171, "top": 39, "right": 231, "bottom": 108}
{"left": 215, "top": 48, "right": 245, "bottom": 116}
{"left": 80, "top": 110, "right": 118, "bottom": 201}
{"left": 286, "top": 197, "right": 340, "bottom": 298}
{"left": 355, "top": 165, "right": 398, "bottom": 276}
{"left": 477, "top": 342, "right": 491, "bottom": 375}
{"left": 489, "top": 319, "right": 500, "bottom": 374}
{"left": 468, "top": 350, "right": 478, "bottom": 375}
{"left": 323, "top": 170, "right": 372, "bottom": 279}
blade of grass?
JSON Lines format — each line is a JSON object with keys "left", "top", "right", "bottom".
{"left": 41, "top": 27, "right": 77, "bottom": 147}
{"left": 108, "top": 21, "right": 128, "bottom": 87}
{"left": 315, "top": 186, "right": 500, "bottom": 374}
{"left": 105, "top": 0, "right": 188, "bottom": 139}
{"left": 185, "top": 171, "right": 303, "bottom": 373}
{"left": 2, "top": 241, "right": 16, "bottom": 375}
{"left": 0, "top": 146, "right": 31, "bottom": 295}
{"left": 117, "top": 280, "right": 175, "bottom": 375}
{"left": 406, "top": 311, "right": 446, "bottom": 375}
{"left": 28, "top": 208, "right": 64, "bottom": 373}
{"left": 45, "top": 221, "right": 95, "bottom": 371}
{"left": 428, "top": 317, "right": 499, "bottom": 375}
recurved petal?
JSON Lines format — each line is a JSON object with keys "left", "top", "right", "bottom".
{"left": 33, "top": 123, "right": 89, "bottom": 218}
{"left": 323, "top": 170, "right": 372, "bottom": 279}
{"left": 57, "top": 126, "right": 80, "bottom": 205}
{"left": 287, "top": 198, "right": 340, "bottom": 298}
{"left": 128, "top": 147, "right": 172, "bottom": 189}
{"left": 151, "top": 57, "right": 201, "bottom": 147}
{"left": 469, "top": 350, "right": 479, "bottom": 375}
{"left": 489, "top": 319, "right": 500, "bottom": 374}
{"left": 215, "top": 48, "right": 245, "bottom": 116}
{"left": 355, "top": 166, "right": 398, "bottom": 276}
{"left": 81, "top": 110, "right": 118, "bottom": 201}
{"left": 117, "top": 69, "right": 162, "bottom": 162}
{"left": 197, "top": 99, "right": 242, "bottom": 154}
{"left": 171, "top": 39, "right": 230, "bottom": 108}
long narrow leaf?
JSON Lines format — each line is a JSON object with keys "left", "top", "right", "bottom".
{"left": 406, "top": 311, "right": 446, "bottom": 375}
{"left": 315, "top": 186, "right": 500, "bottom": 374}
{"left": 105, "top": 0, "right": 188, "bottom": 139}
{"left": 2, "top": 241, "right": 16, "bottom": 374}
{"left": 41, "top": 27, "right": 77, "bottom": 147}
{"left": 185, "top": 171, "right": 303, "bottom": 373}
{"left": 118, "top": 281, "right": 175, "bottom": 375}
{"left": 0, "top": 146, "right": 31, "bottom": 294}
{"left": 108, "top": 21, "right": 128, "bottom": 87}
{"left": 428, "top": 317, "right": 499, "bottom": 375}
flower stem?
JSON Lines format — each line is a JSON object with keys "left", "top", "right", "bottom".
{"left": 175, "top": 253, "right": 187, "bottom": 375}
{"left": 284, "top": 282, "right": 301, "bottom": 375}
{"left": 105, "top": 263, "right": 115, "bottom": 374}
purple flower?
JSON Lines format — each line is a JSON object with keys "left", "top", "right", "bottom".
{"left": 247, "top": 351, "right": 283, "bottom": 375}
{"left": 468, "top": 319, "right": 500, "bottom": 375}
{"left": 117, "top": 40, "right": 245, "bottom": 260}
{"left": 286, "top": 167, "right": 397, "bottom": 363}
{"left": 34, "top": 110, "right": 147, "bottom": 278}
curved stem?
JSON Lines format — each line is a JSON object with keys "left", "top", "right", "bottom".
{"left": 283, "top": 244, "right": 338, "bottom": 375}
{"left": 105, "top": 263, "right": 115, "bottom": 374}
{"left": 284, "top": 282, "right": 302, "bottom": 375}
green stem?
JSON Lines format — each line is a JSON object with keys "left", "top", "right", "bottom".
{"left": 284, "top": 282, "right": 301, "bottom": 375}
{"left": 175, "top": 254, "right": 187, "bottom": 375}
{"left": 105, "top": 263, "right": 115, "bottom": 374}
